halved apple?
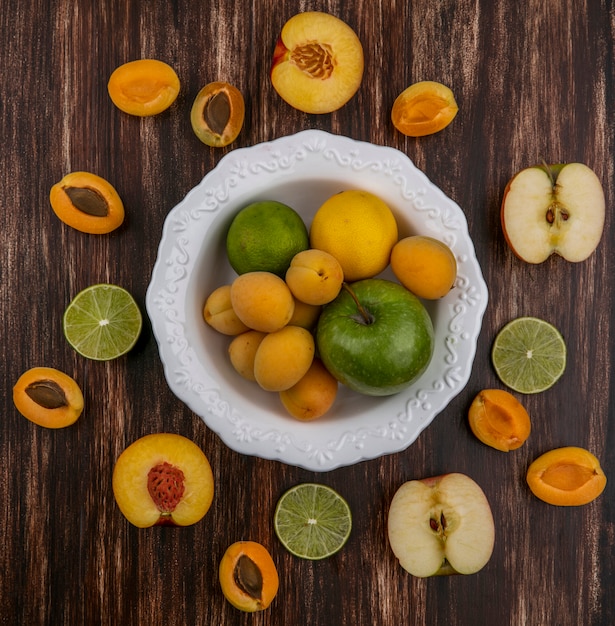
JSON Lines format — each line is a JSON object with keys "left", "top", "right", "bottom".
{"left": 387, "top": 473, "right": 495, "bottom": 577}
{"left": 501, "top": 162, "right": 605, "bottom": 263}
{"left": 270, "top": 12, "right": 364, "bottom": 114}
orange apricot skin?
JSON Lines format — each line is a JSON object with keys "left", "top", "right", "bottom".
{"left": 280, "top": 358, "right": 338, "bottom": 420}
{"left": 13, "top": 367, "right": 84, "bottom": 428}
{"left": 108, "top": 59, "right": 180, "bottom": 116}
{"left": 50, "top": 171, "right": 125, "bottom": 234}
{"left": 391, "top": 81, "right": 458, "bottom": 137}
{"left": 219, "top": 541, "right": 279, "bottom": 612}
{"left": 468, "top": 389, "right": 531, "bottom": 452}
{"left": 526, "top": 446, "right": 607, "bottom": 506}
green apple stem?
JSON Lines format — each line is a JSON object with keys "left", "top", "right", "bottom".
{"left": 342, "top": 283, "right": 375, "bottom": 325}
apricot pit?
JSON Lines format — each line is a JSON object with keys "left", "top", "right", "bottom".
{"left": 191, "top": 82, "right": 245, "bottom": 147}
{"left": 526, "top": 446, "right": 606, "bottom": 506}
{"left": 13, "top": 367, "right": 84, "bottom": 428}
{"left": 50, "top": 172, "right": 125, "bottom": 234}
{"left": 219, "top": 541, "right": 279, "bottom": 612}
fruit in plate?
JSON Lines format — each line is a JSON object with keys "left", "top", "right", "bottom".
{"left": 316, "top": 279, "right": 434, "bottom": 396}
{"left": 501, "top": 162, "right": 605, "bottom": 263}
{"left": 391, "top": 81, "right": 458, "bottom": 137}
{"left": 270, "top": 11, "right": 364, "bottom": 114}
{"left": 219, "top": 541, "right": 279, "bottom": 612}
{"left": 230, "top": 271, "right": 295, "bottom": 333}
{"left": 253, "top": 325, "right": 315, "bottom": 391}
{"left": 226, "top": 201, "right": 309, "bottom": 276}
{"left": 310, "top": 190, "right": 398, "bottom": 282}
{"left": 468, "top": 389, "right": 531, "bottom": 452}
{"left": 526, "top": 446, "right": 607, "bottom": 506}
{"left": 190, "top": 81, "right": 245, "bottom": 147}
{"left": 285, "top": 249, "right": 344, "bottom": 305}
{"left": 13, "top": 367, "right": 84, "bottom": 429}
{"left": 390, "top": 235, "right": 457, "bottom": 299}
{"left": 279, "top": 358, "right": 338, "bottom": 421}
{"left": 204, "top": 284, "right": 250, "bottom": 335}
{"left": 228, "top": 330, "right": 267, "bottom": 381}
{"left": 112, "top": 433, "right": 214, "bottom": 528}
{"left": 387, "top": 473, "right": 495, "bottom": 577}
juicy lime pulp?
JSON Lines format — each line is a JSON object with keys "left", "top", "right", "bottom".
{"left": 491, "top": 316, "right": 566, "bottom": 394}
{"left": 274, "top": 483, "right": 352, "bottom": 560}
{"left": 63, "top": 284, "right": 142, "bottom": 361}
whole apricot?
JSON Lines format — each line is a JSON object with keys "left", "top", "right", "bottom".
{"left": 204, "top": 285, "right": 250, "bottom": 335}
{"left": 219, "top": 541, "right": 279, "bottom": 612}
{"left": 228, "top": 330, "right": 267, "bottom": 381}
{"left": 288, "top": 298, "right": 322, "bottom": 330}
{"left": 112, "top": 433, "right": 214, "bottom": 527}
{"left": 285, "top": 248, "right": 344, "bottom": 305}
{"left": 526, "top": 446, "right": 607, "bottom": 506}
{"left": 468, "top": 389, "right": 531, "bottom": 452}
{"left": 13, "top": 367, "right": 84, "bottom": 428}
{"left": 253, "top": 325, "right": 315, "bottom": 391}
{"left": 280, "top": 358, "right": 338, "bottom": 420}
{"left": 390, "top": 235, "right": 457, "bottom": 299}
{"left": 230, "top": 271, "right": 295, "bottom": 333}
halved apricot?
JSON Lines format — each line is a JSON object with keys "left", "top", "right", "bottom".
{"left": 526, "top": 446, "right": 607, "bottom": 506}
{"left": 190, "top": 82, "right": 245, "bottom": 147}
{"left": 108, "top": 59, "right": 180, "bottom": 116}
{"left": 219, "top": 541, "right": 279, "bottom": 612}
{"left": 112, "top": 433, "right": 214, "bottom": 527}
{"left": 392, "top": 81, "right": 458, "bottom": 137}
{"left": 13, "top": 367, "right": 84, "bottom": 428}
{"left": 468, "top": 389, "right": 531, "bottom": 451}
{"left": 50, "top": 171, "right": 125, "bottom": 234}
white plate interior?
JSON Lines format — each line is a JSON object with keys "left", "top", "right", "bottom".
{"left": 146, "top": 130, "right": 488, "bottom": 471}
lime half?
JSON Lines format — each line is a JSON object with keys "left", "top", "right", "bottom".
{"left": 63, "top": 284, "right": 142, "bottom": 360}
{"left": 274, "top": 483, "right": 352, "bottom": 560}
{"left": 492, "top": 316, "right": 566, "bottom": 394}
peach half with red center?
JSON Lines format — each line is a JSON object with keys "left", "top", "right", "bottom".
{"left": 112, "top": 433, "right": 214, "bottom": 528}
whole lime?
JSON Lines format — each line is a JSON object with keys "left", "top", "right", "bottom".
{"left": 226, "top": 201, "right": 309, "bottom": 276}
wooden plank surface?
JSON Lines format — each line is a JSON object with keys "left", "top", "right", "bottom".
{"left": 1, "top": 1, "right": 614, "bottom": 624}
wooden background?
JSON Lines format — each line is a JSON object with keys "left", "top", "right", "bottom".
{"left": 2, "top": 1, "right": 614, "bottom": 624}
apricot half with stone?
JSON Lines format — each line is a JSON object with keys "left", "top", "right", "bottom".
{"left": 219, "top": 541, "right": 279, "bottom": 612}
{"left": 271, "top": 11, "right": 364, "bottom": 114}
{"left": 112, "top": 433, "right": 214, "bottom": 527}
{"left": 13, "top": 367, "right": 84, "bottom": 428}
{"left": 191, "top": 82, "right": 245, "bottom": 147}
{"left": 50, "top": 171, "right": 125, "bottom": 234}
{"left": 526, "top": 446, "right": 606, "bottom": 506}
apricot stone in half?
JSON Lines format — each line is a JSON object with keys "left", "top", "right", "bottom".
{"left": 13, "top": 367, "right": 84, "bottom": 428}
{"left": 112, "top": 433, "right": 214, "bottom": 527}
{"left": 219, "top": 541, "right": 279, "bottom": 612}
{"left": 271, "top": 11, "right": 364, "bottom": 114}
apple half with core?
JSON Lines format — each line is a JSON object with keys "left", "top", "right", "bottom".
{"left": 501, "top": 162, "right": 605, "bottom": 263}
{"left": 316, "top": 279, "right": 434, "bottom": 396}
{"left": 387, "top": 473, "right": 495, "bottom": 577}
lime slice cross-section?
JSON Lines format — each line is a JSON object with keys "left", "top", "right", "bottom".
{"left": 491, "top": 316, "right": 566, "bottom": 394}
{"left": 63, "top": 284, "right": 142, "bottom": 361}
{"left": 274, "top": 483, "right": 352, "bottom": 560}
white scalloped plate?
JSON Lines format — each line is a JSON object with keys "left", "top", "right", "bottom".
{"left": 146, "top": 130, "right": 488, "bottom": 472}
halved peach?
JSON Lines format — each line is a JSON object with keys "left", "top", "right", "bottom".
{"left": 270, "top": 12, "right": 364, "bottom": 114}
{"left": 526, "top": 446, "right": 606, "bottom": 506}
{"left": 112, "top": 433, "right": 214, "bottom": 527}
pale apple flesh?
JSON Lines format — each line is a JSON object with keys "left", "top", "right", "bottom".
{"left": 387, "top": 473, "right": 495, "bottom": 577}
{"left": 501, "top": 163, "right": 605, "bottom": 263}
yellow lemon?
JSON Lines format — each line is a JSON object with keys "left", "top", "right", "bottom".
{"left": 309, "top": 190, "right": 398, "bottom": 281}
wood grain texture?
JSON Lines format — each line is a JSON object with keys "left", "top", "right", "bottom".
{"left": 1, "top": 1, "right": 614, "bottom": 624}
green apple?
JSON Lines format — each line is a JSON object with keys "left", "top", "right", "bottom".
{"left": 316, "top": 279, "right": 434, "bottom": 396}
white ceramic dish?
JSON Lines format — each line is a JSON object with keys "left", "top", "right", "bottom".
{"left": 146, "top": 129, "right": 488, "bottom": 472}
